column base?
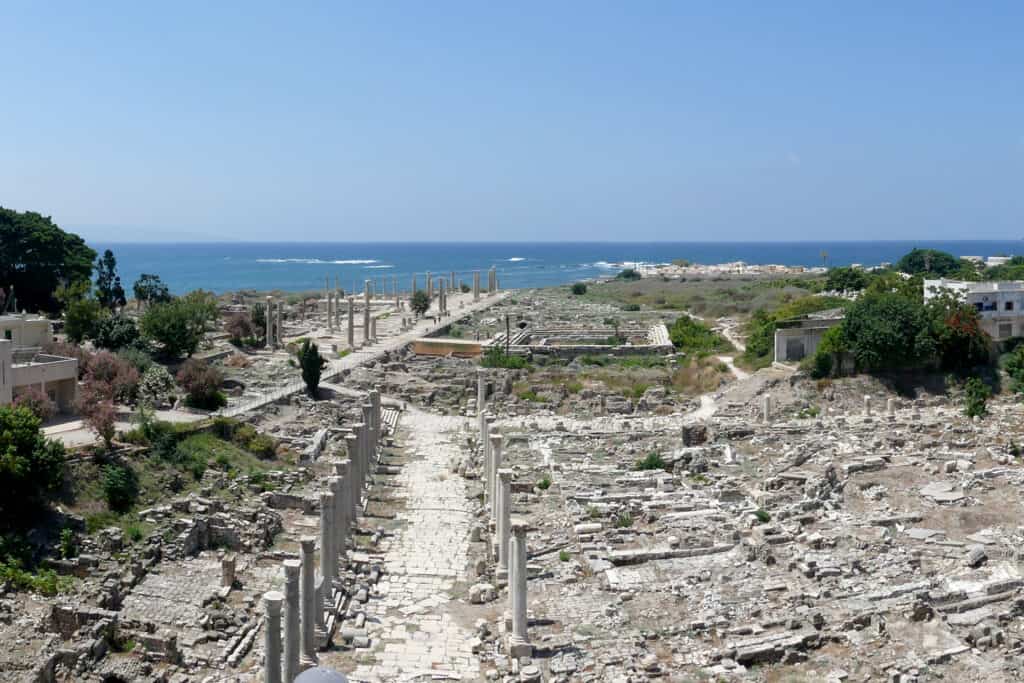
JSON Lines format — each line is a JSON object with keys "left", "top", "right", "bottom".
{"left": 508, "top": 635, "right": 532, "bottom": 659}
{"left": 300, "top": 653, "right": 318, "bottom": 671}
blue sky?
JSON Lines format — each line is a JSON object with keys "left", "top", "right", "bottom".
{"left": 1, "top": 2, "right": 1021, "bottom": 242}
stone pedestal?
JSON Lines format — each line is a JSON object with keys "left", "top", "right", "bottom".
{"left": 864, "top": 395, "right": 872, "bottom": 416}
{"left": 299, "top": 537, "right": 318, "bottom": 669}
{"left": 282, "top": 560, "right": 301, "bottom": 682}
{"left": 761, "top": 393, "right": 771, "bottom": 424}
{"left": 263, "top": 591, "right": 284, "bottom": 683}
{"left": 220, "top": 553, "right": 236, "bottom": 589}
{"left": 508, "top": 521, "right": 531, "bottom": 657}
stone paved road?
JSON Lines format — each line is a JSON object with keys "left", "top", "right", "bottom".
{"left": 327, "top": 408, "right": 481, "bottom": 682}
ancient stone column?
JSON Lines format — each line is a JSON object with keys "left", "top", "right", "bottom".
{"left": 482, "top": 415, "right": 493, "bottom": 508}
{"left": 329, "top": 469, "right": 347, "bottom": 567}
{"left": 412, "top": 273, "right": 417, "bottom": 294}
{"left": 450, "top": 271, "right": 456, "bottom": 292}
{"left": 864, "top": 395, "right": 872, "bottom": 416}
{"left": 263, "top": 590, "right": 284, "bottom": 683}
{"left": 327, "top": 292, "right": 334, "bottom": 332}
{"left": 370, "top": 316, "right": 377, "bottom": 342}
{"left": 347, "top": 297, "right": 355, "bottom": 348}
{"left": 276, "top": 299, "right": 283, "bottom": 345}
{"left": 282, "top": 560, "right": 301, "bottom": 682}
{"left": 299, "top": 537, "right": 318, "bottom": 668}
{"left": 439, "top": 280, "right": 445, "bottom": 315}
{"left": 362, "top": 404, "right": 375, "bottom": 468}
{"left": 761, "top": 394, "right": 771, "bottom": 424}
{"left": 370, "top": 389, "right": 382, "bottom": 443}
{"left": 346, "top": 433, "right": 361, "bottom": 518}
{"left": 477, "top": 369, "right": 487, "bottom": 413}
{"left": 489, "top": 434, "right": 504, "bottom": 526}
{"left": 508, "top": 520, "right": 531, "bottom": 657}
{"left": 426, "top": 271, "right": 432, "bottom": 300}
{"left": 496, "top": 468, "right": 512, "bottom": 579}
{"left": 887, "top": 398, "right": 895, "bottom": 416}
{"left": 474, "top": 271, "right": 481, "bottom": 301}
{"left": 319, "top": 490, "right": 335, "bottom": 604}
{"left": 314, "top": 575, "right": 326, "bottom": 645}
{"left": 363, "top": 281, "right": 371, "bottom": 343}
{"left": 265, "top": 296, "right": 274, "bottom": 349}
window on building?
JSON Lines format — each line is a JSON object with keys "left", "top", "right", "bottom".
{"left": 3, "top": 329, "right": 10, "bottom": 340}
{"left": 1006, "top": 301, "right": 1015, "bottom": 311}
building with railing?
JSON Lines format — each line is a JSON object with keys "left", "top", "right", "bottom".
{"left": 924, "top": 279, "right": 1024, "bottom": 341}
{"left": 0, "top": 314, "right": 79, "bottom": 413}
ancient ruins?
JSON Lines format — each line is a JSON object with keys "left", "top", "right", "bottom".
{"left": 5, "top": 271, "right": 1024, "bottom": 683}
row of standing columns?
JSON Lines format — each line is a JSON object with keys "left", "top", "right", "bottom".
{"left": 478, "top": 370, "right": 531, "bottom": 658}
{"left": 263, "top": 389, "right": 383, "bottom": 682}
{"left": 760, "top": 392, "right": 901, "bottom": 424}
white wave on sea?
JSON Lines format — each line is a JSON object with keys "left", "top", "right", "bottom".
{"left": 256, "top": 258, "right": 379, "bottom": 265}
{"left": 365, "top": 264, "right": 393, "bottom": 269}
{"left": 507, "top": 257, "right": 526, "bottom": 262}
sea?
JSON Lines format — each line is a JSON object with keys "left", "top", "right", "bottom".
{"left": 93, "top": 241, "right": 1024, "bottom": 296}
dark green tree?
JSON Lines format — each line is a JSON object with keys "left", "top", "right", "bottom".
{"left": 963, "top": 377, "right": 990, "bottom": 418}
{"left": 841, "top": 292, "right": 934, "bottom": 371}
{"left": 102, "top": 464, "right": 138, "bottom": 512}
{"left": 132, "top": 273, "right": 171, "bottom": 308}
{"left": 926, "top": 290, "right": 990, "bottom": 372}
{"left": 92, "top": 314, "right": 141, "bottom": 350}
{"left": 0, "top": 207, "right": 96, "bottom": 313}
{"left": 297, "top": 339, "right": 327, "bottom": 396}
{"left": 824, "top": 266, "right": 868, "bottom": 292}
{"left": 896, "top": 248, "right": 961, "bottom": 277}
{"left": 251, "top": 302, "right": 267, "bottom": 340}
{"left": 0, "top": 406, "right": 66, "bottom": 521}
{"left": 94, "top": 249, "right": 126, "bottom": 310}
{"left": 410, "top": 290, "right": 431, "bottom": 317}
{"left": 64, "top": 298, "right": 104, "bottom": 343}
{"left": 139, "top": 290, "right": 219, "bottom": 358}
{"left": 570, "top": 282, "right": 587, "bottom": 295}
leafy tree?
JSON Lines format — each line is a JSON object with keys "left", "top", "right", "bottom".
{"left": 866, "top": 270, "right": 925, "bottom": 303}
{"left": 53, "top": 279, "right": 91, "bottom": 310}
{"left": 0, "top": 207, "right": 96, "bottom": 313}
{"left": 131, "top": 273, "right": 171, "bottom": 308}
{"left": 94, "top": 249, "right": 127, "bottom": 310}
{"left": 963, "top": 377, "right": 990, "bottom": 418}
{"left": 102, "top": 463, "right": 138, "bottom": 512}
{"left": 1003, "top": 345, "right": 1024, "bottom": 394}
{"left": 824, "top": 266, "right": 868, "bottom": 292}
{"left": 177, "top": 359, "right": 226, "bottom": 410}
{"left": 93, "top": 314, "right": 140, "bottom": 350}
{"left": 570, "top": 282, "right": 587, "bottom": 295}
{"left": 410, "top": 290, "right": 431, "bottom": 317}
{"left": 140, "top": 290, "right": 219, "bottom": 358}
{"left": 841, "top": 292, "right": 934, "bottom": 371}
{"left": 896, "top": 248, "right": 961, "bottom": 277}
{"left": 138, "top": 365, "right": 177, "bottom": 407}
{"left": 0, "top": 407, "right": 65, "bottom": 520}
{"left": 64, "top": 298, "right": 104, "bottom": 343}
{"left": 926, "top": 290, "right": 990, "bottom": 372}
{"left": 297, "top": 339, "right": 327, "bottom": 396}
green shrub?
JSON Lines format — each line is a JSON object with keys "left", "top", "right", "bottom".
{"left": 964, "top": 377, "right": 990, "bottom": 418}
{"left": 537, "top": 476, "right": 552, "bottom": 490}
{"left": 0, "top": 407, "right": 66, "bottom": 521}
{"left": 571, "top": 282, "right": 587, "bottom": 295}
{"left": 232, "top": 424, "right": 258, "bottom": 446}
{"left": 634, "top": 452, "right": 667, "bottom": 471}
{"left": 247, "top": 434, "right": 277, "bottom": 459}
{"left": 517, "top": 390, "right": 546, "bottom": 403}
{"left": 668, "top": 315, "right": 729, "bottom": 353}
{"left": 102, "top": 464, "right": 139, "bottom": 512}
{"left": 614, "top": 512, "right": 634, "bottom": 528}
{"left": 481, "top": 347, "right": 529, "bottom": 370}
{"left": 0, "top": 561, "right": 73, "bottom": 596}
{"left": 558, "top": 550, "right": 571, "bottom": 562}
{"left": 621, "top": 303, "right": 641, "bottom": 312}
{"left": 616, "top": 268, "right": 642, "bottom": 281}
{"left": 297, "top": 339, "right": 327, "bottom": 395}
{"left": 753, "top": 508, "right": 771, "bottom": 524}
{"left": 59, "top": 528, "right": 77, "bottom": 559}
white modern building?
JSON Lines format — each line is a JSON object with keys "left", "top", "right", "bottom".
{"left": 0, "top": 314, "right": 79, "bottom": 414}
{"left": 924, "top": 279, "right": 1024, "bottom": 341}
{"left": 773, "top": 309, "right": 845, "bottom": 363}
